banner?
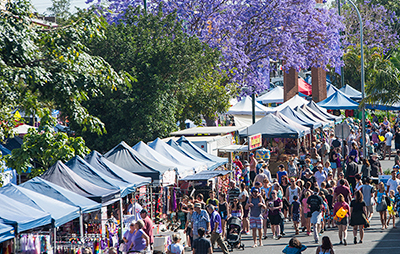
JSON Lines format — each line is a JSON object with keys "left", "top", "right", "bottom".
{"left": 248, "top": 133, "right": 262, "bottom": 150}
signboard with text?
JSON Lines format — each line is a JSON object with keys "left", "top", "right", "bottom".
{"left": 248, "top": 133, "right": 262, "bottom": 150}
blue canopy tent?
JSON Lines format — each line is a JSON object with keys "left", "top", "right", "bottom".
{"left": 175, "top": 136, "right": 228, "bottom": 169}
{"left": 365, "top": 103, "right": 400, "bottom": 111}
{"left": 21, "top": 177, "right": 101, "bottom": 214}
{"left": 0, "top": 144, "right": 11, "bottom": 155}
{"left": 239, "top": 113, "right": 304, "bottom": 138}
{"left": 41, "top": 161, "right": 120, "bottom": 204}
{"left": 293, "top": 106, "right": 331, "bottom": 129}
{"left": 326, "top": 83, "right": 339, "bottom": 98}
{"left": 339, "top": 84, "right": 362, "bottom": 100}
{"left": 166, "top": 139, "right": 217, "bottom": 170}
{"left": 0, "top": 193, "right": 52, "bottom": 233}
{"left": 0, "top": 183, "right": 80, "bottom": 227}
{"left": 298, "top": 104, "right": 334, "bottom": 126}
{"left": 279, "top": 106, "right": 322, "bottom": 129}
{"left": 148, "top": 138, "right": 207, "bottom": 176}
{"left": 104, "top": 141, "right": 175, "bottom": 181}
{"left": 66, "top": 156, "right": 135, "bottom": 198}
{"left": 307, "top": 101, "right": 342, "bottom": 123}
{"left": 317, "top": 90, "right": 359, "bottom": 110}
{"left": 0, "top": 223, "right": 14, "bottom": 243}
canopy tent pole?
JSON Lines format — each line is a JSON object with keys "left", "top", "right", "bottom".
{"left": 53, "top": 227, "right": 56, "bottom": 252}
{"left": 150, "top": 185, "right": 153, "bottom": 220}
{"left": 119, "top": 198, "right": 124, "bottom": 239}
{"left": 297, "top": 138, "right": 300, "bottom": 156}
{"left": 80, "top": 212, "right": 84, "bottom": 240}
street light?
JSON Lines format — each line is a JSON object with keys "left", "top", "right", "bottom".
{"left": 340, "top": 0, "right": 366, "bottom": 158}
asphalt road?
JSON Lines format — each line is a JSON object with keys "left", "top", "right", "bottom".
{"left": 210, "top": 159, "right": 400, "bottom": 254}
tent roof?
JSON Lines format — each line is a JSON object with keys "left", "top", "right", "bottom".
{"left": 307, "top": 101, "right": 342, "bottom": 123}
{"left": 293, "top": 107, "right": 330, "bottom": 128}
{"left": 41, "top": 161, "right": 120, "bottom": 204}
{"left": 218, "top": 145, "right": 249, "bottom": 152}
{"left": 299, "top": 105, "right": 334, "bottom": 126}
{"left": 180, "top": 170, "right": 232, "bottom": 181}
{"left": 148, "top": 138, "right": 207, "bottom": 177}
{"left": 171, "top": 126, "right": 244, "bottom": 136}
{"left": 274, "top": 111, "right": 311, "bottom": 135}
{"left": 66, "top": 156, "right": 135, "bottom": 198}
{"left": 0, "top": 223, "right": 14, "bottom": 243}
{"left": 12, "top": 124, "right": 36, "bottom": 134}
{"left": 317, "top": 90, "right": 359, "bottom": 110}
{"left": 227, "top": 96, "right": 274, "bottom": 115}
{"left": 298, "top": 78, "right": 312, "bottom": 96}
{"left": 366, "top": 103, "right": 400, "bottom": 111}
{"left": 279, "top": 106, "right": 322, "bottom": 129}
{"left": 0, "top": 144, "right": 11, "bottom": 155}
{"left": 176, "top": 136, "right": 228, "bottom": 168}
{"left": 104, "top": 141, "right": 175, "bottom": 181}
{"left": 0, "top": 183, "right": 80, "bottom": 227}
{"left": 132, "top": 141, "right": 178, "bottom": 170}
{"left": 339, "top": 84, "right": 362, "bottom": 100}
{"left": 21, "top": 177, "right": 101, "bottom": 214}
{"left": 256, "top": 86, "right": 284, "bottom": 104}
{"left": 274, "top": 95, "right": 308, "bottom": 111}
{"left": 239, "top": 113, "right": 303, "bottom": 138}
{"left": 327, "top": 83, "right": 339, "bottom": 97}
{"left": 0, "top": 193, "right": 52, "bottom": 233}
{"left": 85, "top": 151, "right": 151, "bottom": 188}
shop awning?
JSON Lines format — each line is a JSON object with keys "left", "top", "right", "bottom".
{"left": 0, "top": 183, "right": 80, "bottom": 227}
{"left": 104, "top": 141, "right": 174, "bottom": 181}
{"left": 180, "top": 170, "right": 232, "bottom": 181}
{"left": 85, "top": 151, "right": 151, "bottom": 189}
{"left": 41, "top": 161, "right": 120, "bottom": 204}
{"left": 0, "top": 223, "right": 14, "bottom": 243}
{"left": 175, "top": 136, "right": 228, "bottom": 169}
{"left": 21, "top": 177, "right": 101, "bottom": 214}
{"left": 66, "top": 156, "right": 135, "bottom": 198}
{"left": 0, "top": 193, "right": 52, "bottom": 233}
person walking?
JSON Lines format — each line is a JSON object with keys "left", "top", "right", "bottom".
{"left": 167, "top": 234, "right": 184, "bottom": 254}
{"left": 307, "top": 187, "right": 324, "bottom": 244}
{"left": 361, "top": 159, "right": 371, "bottom": 181}
{"left": 375, "top": 182, "right": 388, "bottom": 230}
{"left": 140, "top": 209, "right": 154, "bottom": 250}
{"left": 227, "top": 180, "right": 240, "bottom": 204}
{"left": 350, "top": 190, "right": 368, "bottom": 244}
{"left": 268, "top": 190, "right": 283, "bottom": 240}
{"left": 384, "top": 128, "right": 393, "bottom": 160}
{"left": 345, "top": 156, "right": 359, "bottom": 191}
{"left": 239, "top": 183, "right": 250, "bottom": 234}
{"left": 218, "top": 194, "right": 228, "bottom": 239}
{"left": 386, "top": 170, "right": 400, "bottom": 195}
{"left": 206, "top": 205, "right": 229, "bottom": 254}
{"left": 192, "top": 228, "right": 212, "bottom": 254}
{"left": 192, "top": 203, "right": 211, "bottom": 240}
{"left": 246, "top": 187, "right": 265, "bottom": 247}
{"left": 249, "top": 153, "right": 258, "bottom": 183}
{"left": 333, "top": 194, "right": 350, "bottom": 245}
{"left": 316, "top": 236, "right": 335, "bottom": 254}
{"left": 360, "top": 177, "right": 375, "bottom": 221}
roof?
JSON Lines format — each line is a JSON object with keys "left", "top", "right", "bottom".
{"left": 239, "top": 113, "right": 303, "bottom": 138}
{"left": 21, "top": 177, "right": 101, "bottom": 214}
{"left": 274, "top": 94, "right": 308, "bottom": 111}
{"left": 171, "top": 126, "right": 245, "bottom": 136}
{"left": 0, "top": 193, "right": 52, "bottom": 233}
{"left": 132, "top": 141, "right": 178, "bottom": 170}
{"left": 317, "top": 90, "right": 359, "bottom": 110}
{"left": 256, "top": 86, "right": 284, "bottom": 104}
{"left": 104, "top": 141, "right": 175, "bottom": 181}
{"left": 307, "top": 101, "right": 342, "bottom": 123}
{"left": 326, "top": 83, "right": 339, "bottom": 97}
{"left": 227, "top": 96, "right": 274, "bottom": 115}
{"left": 339, "top": 85, "right": 362, "bottom": 100}
{"left": 180, "top": 170, "right": 232, "bottom": 181}
{"left": 41, "top": 161, "right": 120, "bottom": 204}
{"left": 299, "top": 105, "right": 334, "bottom": 126}
{"left": 279, "top": 106, "right": 322, "bottom": 129}
{"left": 274, "top": 111, "right": 311, "bottom": 135}
{"left": 0, "top": 183, "right": 80, "bottom": 227}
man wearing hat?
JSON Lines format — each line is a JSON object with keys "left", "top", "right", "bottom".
{"left": 192, "top": 203, "right": 210, "bottom": 240}
{"left": 369, "top": 153, "right": 383, "bottom": 177}
{"left": 245, "top": 187, "right": 265, "bottom": 248}
{"left": 249, "top": 153, "right": 258, "bottom": 183}
{"left": 140, "top": 209, "right": 154, "bottom": 249}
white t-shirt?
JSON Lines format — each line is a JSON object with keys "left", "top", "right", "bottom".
{"left": 238, "top": 190, "right": 249, "bottom": 201}
{"left": 386, "top": 132, "right": 393, "bottom": 146}
{"left": 314, "top": 171, "right": 327, "bottom": 187}
{"left": 387, "top": 178, "right": 400, "bottom": 194}
{"left": 168, "top": 243, "right": 184, "bottom": 254}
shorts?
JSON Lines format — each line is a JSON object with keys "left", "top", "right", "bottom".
{"left": 268, "top": 214, "right": 281, "bottom": 225}
{"left": 396, "top": 143, "right": 400, "bottom": 150}
{"left": 310, "top": 211, "right": 322, "bottom": 225}
{"left": 336, "top": 216, "right": 348, "bottom": 225}
{"left": 305, "top": 212, "right": 311, "bottom": 218}
{"left": 385, "top": 144, "right": 392, "bottom": 153}
{"left": 331, "top": 162, "right": 337, "bottom": 169}
{"left": 250, "top": 216, "right": 263, "bottom": 229}
{"left": 366, "top": 205, "right": 373, "bottom": 213}
{"left": 243, "top": 209, "right": 249, "bottom": 218}
{"left": 292, "top": 213, "right": 300, "bottom": 222}
{"left": 220, "top": 211, "right": 227, "bottom": 220}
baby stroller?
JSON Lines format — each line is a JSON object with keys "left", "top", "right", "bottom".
{"left": 226, "top": 216, "right": 245, "bottom": 251}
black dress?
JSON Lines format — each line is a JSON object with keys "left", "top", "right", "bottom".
{"left": 349, "top": 200, "right": 368, "bottom": 226}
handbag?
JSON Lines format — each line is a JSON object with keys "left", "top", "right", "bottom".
{"left": 376, "top": 199, "right": 387, "bottom": 212}
{"left": 119, "top": 242, "right": 128, "bottom": 252}
{"left": 279, "top": 211, "right": 285, "bottom": 220}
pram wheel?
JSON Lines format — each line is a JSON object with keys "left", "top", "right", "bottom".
{"left": 240, "top": 244, "right": 245, "bottom": 250}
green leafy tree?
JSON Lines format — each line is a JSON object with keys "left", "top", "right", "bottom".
{"left": 72, "top": 7, "right": 230, "bottom": 151}
{"left": 46, "top": 0, "right": 71, "bottom": 24}
{"left": 0, "top": 0, "right": 123, "bottom": 141}
{"left": 6, "top": 110, "right": 91, "bottom": 178}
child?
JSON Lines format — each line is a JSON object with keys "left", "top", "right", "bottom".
{"left": 323, "top": 161, "right": 332, "bottom": 175}
{"left": 167, "top": 234, "right": 184, "bottom": 254}
{"left": 387, "top": 190, "right": 396, "bottom": 228}
{"left": 282, "top": 237, "right": 307, "bottom": 254}
{"left": 291, "top": 196, "right": 301, "bottom": 235}
{"left": 319, "top": 193, "right": 329, "bottom": 233}
{"left": 326, "top": 188, "right": 335, "bottom": 228}
{"left": 277, "top": 164, "right": 288, "bottom": 185}
{"left": 301, "top": 192, "right": 311, "bottom": 236}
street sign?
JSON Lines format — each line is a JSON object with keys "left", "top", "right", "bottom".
{"left": 335, "top": 122, "right": 351, "bottom": 139}
{"left": 248, "top": 133, "right": 262, "bottom": 150}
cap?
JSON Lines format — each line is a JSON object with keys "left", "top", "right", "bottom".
{"left": 140, "top": 209, "right": 148, "bottom": 214}
{"left": 250, "top": 153, "right": 254, "bottom": 156}
{"left": 393, "top": 165, "right": 399, "bottom": 169}
{"left": 244, "top": 160, "right": 250, "bottom": 166}
{"left": 317, "top": 164, "right": 323, "bottom": 168}
{"left": 251, "top": 187, "right": 260, "bottom": 193}
{"left": 194, "top": 203, "right": 201, "bottom": 208}
{"left": 235, "top": 155, "right": 240, "bottom": 159}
